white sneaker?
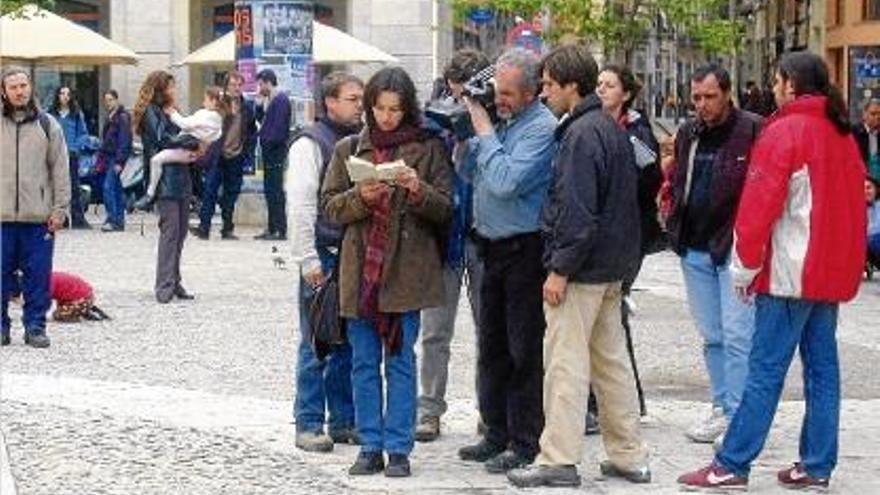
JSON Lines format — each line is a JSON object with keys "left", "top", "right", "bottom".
{"left": 686, "top": 406, "right": 727, "bottom": 444}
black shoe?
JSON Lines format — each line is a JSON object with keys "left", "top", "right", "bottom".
{"left": 348, "top": 451, "right": 384, "bottom": 476}
{"left": 189, "top": 226, "right": 209, "bottom": 240}
{"left": 599, "top": 460, "right": 652, "bottom": 484}
{"left": 329, "top": 428, "right": 361, "bottom": 445}
{"left": 220, "top": 231, "right": 238, "bottom": 240}
{"left": 1, "top": 333, "right": 10, "bottom": 346}
{"left": 385, "top": 454, "right": 411, "bottom": 478}
{"left": 24, "top": 331, "right": 50, "bottom": 348}
{"left": 71, "top": 222, "right": 92, "bottom": 230}
{"left": 133, "top": 194, "right": 155, "bottom": 211}
{"left": 458, "top": 439, "right": 506, "bottom": 462}
{"left": 485, "top": 450, "right": 533, "bottom": 474}
{"left": 174, "top": 286, "right": 195, "bottom": 300}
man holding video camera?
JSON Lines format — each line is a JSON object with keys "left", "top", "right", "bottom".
{"left": 456, "top": 48, "right": 558, "bottom": 474}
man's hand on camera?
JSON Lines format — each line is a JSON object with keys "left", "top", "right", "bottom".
{"left": 463, "top": 96, "right": 493, "bottom": 137}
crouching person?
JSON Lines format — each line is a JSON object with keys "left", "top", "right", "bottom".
{"left": 51, "top": 272, "right": 110, "bottom": 322}
{"left": 508, "top": 44, "right": 650, "bottom": 489}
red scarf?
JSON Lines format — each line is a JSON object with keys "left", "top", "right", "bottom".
{"left": 358, "top": 124, "right": 427, "bottom": 354}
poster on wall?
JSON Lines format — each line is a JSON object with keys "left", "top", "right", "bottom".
{"left": 235, "top": 0, "right": 314, "bottom": 124}
{"left": 850, "top": 46, "right": 880, "bottom": 122}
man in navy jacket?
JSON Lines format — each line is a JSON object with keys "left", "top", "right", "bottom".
{"left": 254, "top": 69, "right": 292, "bottom": 241}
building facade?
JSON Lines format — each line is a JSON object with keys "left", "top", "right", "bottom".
{"left": 826, "top": 0, "right": 880, "bottom": 120}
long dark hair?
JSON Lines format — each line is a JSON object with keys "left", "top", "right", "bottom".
{"left": 49, "top": 86, "right": 81, "bottom": 116}
{"left": 601, "top": 64, "right": 642, "bottom": 112}
{"left": 363, "top": 67, "right": 420, "bottom": 131}
{"left": 777, "top": 52, "right": 850, "bottom": 134}
{"left": 132, "top": 70, "right": 175, "bottom": 134}
{"left": 1, "top": 67, "right": 40, "bottom": 118}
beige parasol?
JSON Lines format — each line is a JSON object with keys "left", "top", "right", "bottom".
{"left": 0, "top": 4, "right": 139, "bottom": 66}
{"left": 177, "top": 21, "right": 397, "bottom": 66}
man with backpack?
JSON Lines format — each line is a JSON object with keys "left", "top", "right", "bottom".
{"left": 1, "top": 67, "right": 71, "bottom": 348}
{"left": 287, "top": 72, "right": 363, "bottom": 452}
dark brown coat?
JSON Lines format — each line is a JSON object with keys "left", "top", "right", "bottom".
{"left": 320, "top": 129, "right": 453, "bottom": 317}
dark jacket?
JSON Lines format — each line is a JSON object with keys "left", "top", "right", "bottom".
{"left": 139, "top": 104, "right": 190, "bottom": 200}
{"left": 541, "top": 94, "right": 641, "bottom": 284}
{"left": 256, "top": 91, "right": 292, "bottom": 165}
{"left": 624, "top": 110, "right": 664, "bottom": 254}
{"left": 98, "top": 106, "right": 132, "bottom": 169}
{"left": 667, "top": 108, "right": 763, "bottom": 265}
{"left": 853, "top": 123, "right": 877, "bottom": 167}
{"left": 321, "top": 129, "right": 453, "bottom": 317}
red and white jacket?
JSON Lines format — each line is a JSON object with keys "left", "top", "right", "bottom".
{"left": 732, "top": 95, "right": 867, "bottom": 302}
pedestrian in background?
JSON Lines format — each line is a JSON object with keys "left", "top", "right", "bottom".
{"left": 416, "top": 48, "right": 490, "bottom": 443}
{"left": 456, "top": 48, "right": 557, "bottom": 474}
{"left": 507, "top": 44, "right": 650, "bottom": 489}
{"left": 132, "top": 71, "right": 195, "bottom": 304}
{"left": 321, "top": 66, "right": 452, "bottom": 478}
{"left": 288, "top": 71, "right": 363, "bottom": 453}
{"left": 49, "top": 86, "right": 90, "bottom": 229}
{"left": 679, "top": 51, "right": 867, "bottom": 492}
{"left": 254, "top": 69, "right": 292, "bottom": 241}
{"left": 96, "top": 89, "right": 132, "bottom": 232}
{"left": 853, "top": 98, "right": 880, "bottom": 180}
{"left": 1, "top": 67, "right": 71, "bottom": 349}
{"left": 192, "top": 70, "right": 257, "bottom": 241}
{"left": 666, "top": 64, "right": 762, "bottom": 447}
{"left": 867, "top": 178, "right": 880, "bottom": 270}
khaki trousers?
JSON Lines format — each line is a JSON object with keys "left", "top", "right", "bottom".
{"left": 536, "top": 282, "right": 647, "bottom": 470}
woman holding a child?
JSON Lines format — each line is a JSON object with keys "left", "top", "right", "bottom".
{"left": 132, "top": 70, "right": 196, "bottom": 304}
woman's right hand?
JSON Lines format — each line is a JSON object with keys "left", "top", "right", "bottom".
{"left": 359, "top": 180, "right": 390, "bottom": 207}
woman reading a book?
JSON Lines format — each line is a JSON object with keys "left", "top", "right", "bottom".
{"left": 321, "top": 67, "right": 453, "bottom": 478}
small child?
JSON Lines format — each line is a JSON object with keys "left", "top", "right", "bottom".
{"left": 134, "top": 86, "right": 226, "bottom": 210}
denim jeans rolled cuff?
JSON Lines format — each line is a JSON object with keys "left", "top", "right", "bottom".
{"left": 348, "top": 311, "right": 420, "bottom": 455}
{"left": 294, "top": 270, "right": 354, "bottom": 433}
{"left": 680, "top": 249, "right": 755, "bottom": 418}
{"left": 716, "top": 295, "right": 840, "bottom": 479}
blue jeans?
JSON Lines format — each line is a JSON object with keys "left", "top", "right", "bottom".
{"left": 1, "top": 223, "right": 54, "bottom": 335}
{"left": 680, "top": 249, "right": 755, "bottom": 418}
{"left": 199, "top": 154, "right": 245, "bottom": 234}
{"left": 869, "top": 233, "right": 880, "bottom": 260}
{"left": 717, "top": 295, "right": 840, "bottom": 479}
{"left": 294, "top": 257, "right": 354, "bottom": 434}
{"left": 103, "top": 168, "right": 125, "bottom": 228}
{"left": 348, "top": 311, "right": 420, "bottom": 455}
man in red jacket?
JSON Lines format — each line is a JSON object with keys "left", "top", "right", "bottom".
{"left": 678, "top": 52, "right": 867, "bottom": 491}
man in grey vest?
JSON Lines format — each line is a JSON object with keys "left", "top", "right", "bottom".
{"left": 287, "top": 72, "right": 364, "bottom": 452}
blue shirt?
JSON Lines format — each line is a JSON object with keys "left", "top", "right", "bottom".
{"left": 461, "top": 100, "right": 557, "bottom": 240}
{"left": 50, "top": 109, "right": 88, "bottom": 154}
{"left": 869, "top": 201, "right": 880, "bottom": 237}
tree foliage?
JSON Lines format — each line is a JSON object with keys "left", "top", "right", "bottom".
{"left": 1, "top": 1, "right": 56, "bottom": 17}
{"left": 450, "top": 0, "right": 744, "bottom": 56}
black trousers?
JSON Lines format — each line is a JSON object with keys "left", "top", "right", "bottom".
{"left": 476, "top": 232, "right": 546, "bottom": 458}
{"left": 263, "top": 158, "right": 286, "bottom": 236}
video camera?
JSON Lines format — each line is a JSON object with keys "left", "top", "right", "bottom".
{"left": 425, "top": 65, "right": 497, "bottom": 141}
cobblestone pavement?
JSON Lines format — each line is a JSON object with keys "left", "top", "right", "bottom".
{"left": 2, "top": 212, "right": 879, "bottom": 494}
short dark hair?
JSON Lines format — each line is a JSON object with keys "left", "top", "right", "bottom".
{"left": 319, "top": 71, "right": 364, "bottom": 114}
{"left": 363, "top": 67, "right": 420, "bottom": 130}
{"left": 540, "top": 44, "right": 598, "bottom": 97}
{"left": 224, "top": 70, "right": 245, "bottom": 88}
{"left": 256, "top": 68, "right": 278, "bottom": 86}
{"left": 443, "top": 48, "right": 490, "bottom": 84}
{"left": 600, "top": 64, "right": 642, "bottom": 112}
{"left": 865, "top": 98, "right": 880, "bottom": 111}
{"left": 691, "top": 64, "right": 732, "bottom": 92}
{"left": 104, "top": 89, "right": 119, "bottom": 99}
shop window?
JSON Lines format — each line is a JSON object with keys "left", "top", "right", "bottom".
{"left": 866, "top": 0, "right": 880, "bottom": 20}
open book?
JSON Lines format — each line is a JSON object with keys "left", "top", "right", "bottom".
{"left": 346, "top": 156, "right": 409, "bottom": 183}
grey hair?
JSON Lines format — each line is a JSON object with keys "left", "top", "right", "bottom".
{"left": 496, "top": 48, "right": 541, "bottom": 93}
{"left": 865, "top": 98, "right": 880, "bottom": 111}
